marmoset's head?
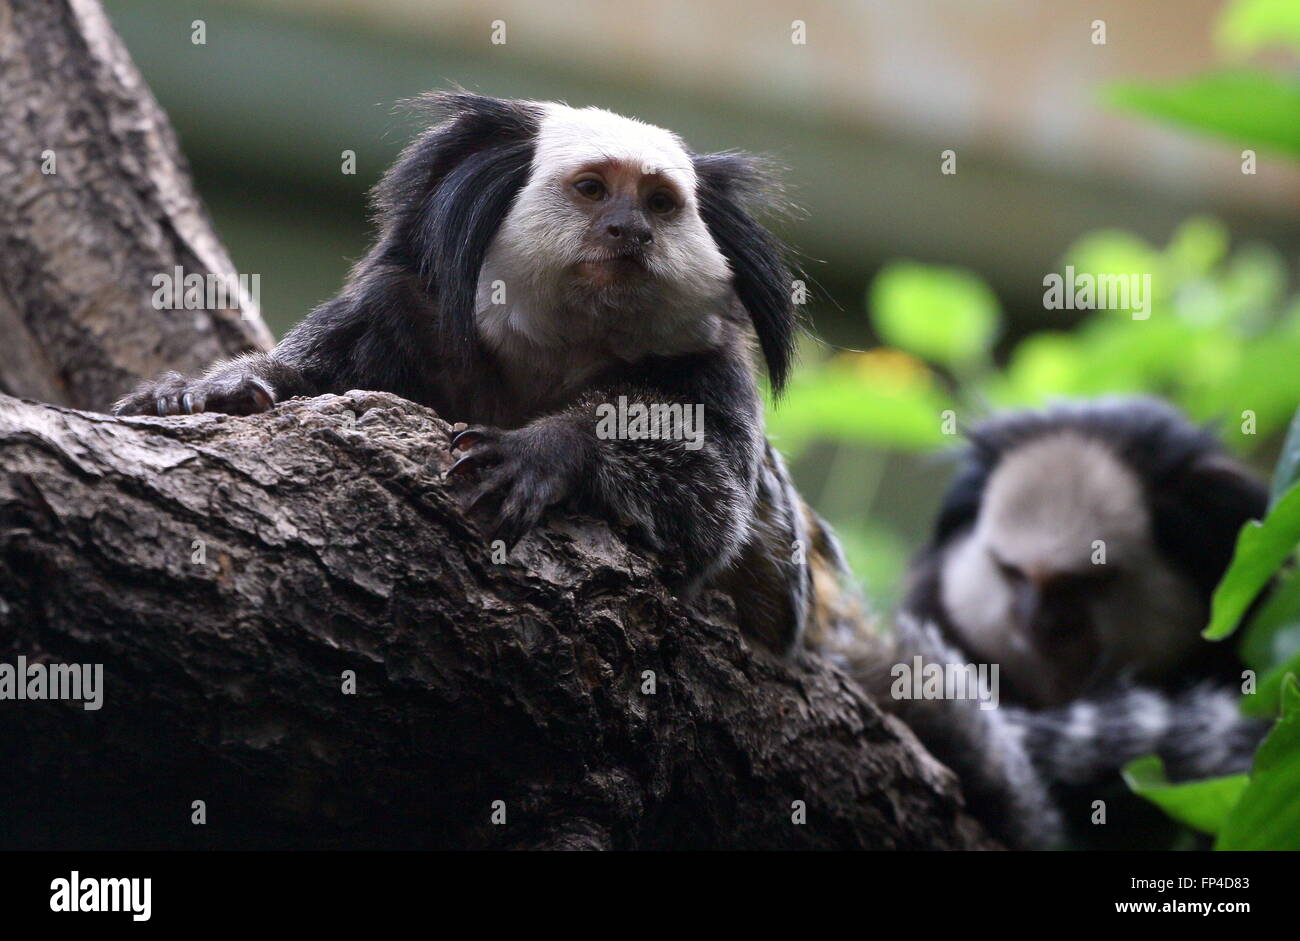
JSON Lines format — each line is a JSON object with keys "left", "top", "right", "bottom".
{"left": 498, "top": 105, "right": 727, "bottom": 291}
{"left": 374, "top": 93, "right": 797, "bottom": 389}
{"left": 913, "top": 398, "right": 1267, "bottom": 706}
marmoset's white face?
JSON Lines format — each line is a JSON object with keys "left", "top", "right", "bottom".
{"left": 940, "top": 433, "right": 1205, "bottom": 706}
{"left": 476, "top": 104, "right": 733, "bottom": 365}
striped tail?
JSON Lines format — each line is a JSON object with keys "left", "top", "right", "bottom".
{"left": 837, "top": 614, "right": 1269, "bottom": 848}
{"left": 1016, "top": 682, "right": 1267, "bottom": 787}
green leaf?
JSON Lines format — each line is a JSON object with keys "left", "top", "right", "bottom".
{"left": 990, "top": 332, "right": 1087, "bottom": 404}
{"left": 1123, "top": 755, "right": 1248, "bottom": 835}
{"left": 1219, "top": 242, "right": 1287, "bottom": 325}
{"left": 766, "top": 351, "right": 953, "bottom": 454}
{"left": 1243, "top": 649, "right": 1300, "bottom": 716}
{"left": 1270, "top": 406, "right": 1300, "bottom": 506}
{"left": 1185, "top": 334, "right": 1300, "bottom": 447}
{"left": 1165, "top": 217, "right": 1228, "bottom": 280}
{"left": 869, "top": 262, "right": 1000, "bottom": 367}
{"left": 1240, "top": 565, "right": 1300, "bottom": 671}
{"left": 1067, "top": 229, "right": 1162, "bottom": 280}
{"left": 1106, "top": 70, "right": 1300, "bottom": 158}
{"left": 1217, "top": 0, "right": 1300, "bottom": 55}
{"left": 1205, "top": 482, "right": 1300, "bottom": 640}
{"left": 1217, "top": 677, "right": 1300, "bottom": 849}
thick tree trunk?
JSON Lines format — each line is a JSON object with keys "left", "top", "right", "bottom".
{"left": 0, "top": 0, "right": 273, "bottom": 411}
{"left": 0, "top": 0, "right": 995, "bottom": 850}
{"left": 0, "top": 391, "right": 995, "bottom": 849}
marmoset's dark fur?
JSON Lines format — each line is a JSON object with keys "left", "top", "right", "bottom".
{"left": 116, "top": 92, "right": 840, "bottom": 653}
{"left": 879, "top": 399, "right": 1272, "bottom": 846}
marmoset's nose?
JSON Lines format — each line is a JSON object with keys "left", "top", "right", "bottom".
{"left": 602, "top": 215, "right": 653, "bottom": 251}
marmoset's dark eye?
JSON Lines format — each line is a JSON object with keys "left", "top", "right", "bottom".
{"left": 646, "top": 191, "right": 677, "bottom": 214}
{"left": 1056, "top": 566, "right": 1120, "bottom": 594}
{"left": 990, "top": 551, "right": 1025, "bottom": 584}
{"left": 574, "top": 178, "right": 605, "bottom": 200}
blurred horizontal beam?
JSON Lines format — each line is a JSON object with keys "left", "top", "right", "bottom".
{"left": 105, "top": 0, "right": 1300, "bottom": 327}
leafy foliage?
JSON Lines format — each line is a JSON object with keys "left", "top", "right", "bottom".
{"left": 1216, "top": 0, "right": 1300, "bottom": 56}
{"left": 1217, "top": 679, "right": 1300, "bottom": 850}
{"left": 770, "top": 217, "right": 1300, "bottom": 456}
{"left": 1107, "top": 70, "right": 1300, "bottom": 158}
{"left": 1122, "top": 756, "right": 1248, "bottom": 836}
{"left": 869, "top": 262, "right": 998, "bottom": 369}
{"left": 1206, "top": 483, "right": 1300, "bottom": 641}
{"left": 1108, "top": 0, "right": 1300, "bottom": 157}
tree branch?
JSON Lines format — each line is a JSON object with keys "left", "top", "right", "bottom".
{"left": 0, "top": 0, "right": 273, "bottom": 410}
{"left": 0, "top": 0, "right": 995, "bottom": 851}
{"left": 0, "top": 391, "right": 996, "bottom": 849}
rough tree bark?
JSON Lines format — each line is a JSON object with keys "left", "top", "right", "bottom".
{"left": 0, "top": 391, "right": 995, "bottom": 849}
{"left": 0, "top": 0, "right": 273, "bottom": 410}
{"left": 0, "top": 0, "right": 996, "bottom": 849}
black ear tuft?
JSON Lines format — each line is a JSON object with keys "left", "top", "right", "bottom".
{"left": 375, "top": 93, "right": 542, "bottom": 360}
{"left": 931, "top": 458, "right": 992, "bottom": 544}
{"left": 1152, "top": 451, "right": 1268, "bottom": 601}
{"left": 692, "top": 151, "right": 798, "bottom": 394}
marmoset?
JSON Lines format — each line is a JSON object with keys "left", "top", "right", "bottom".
{"left": 880, "top": 399, "right": 1271, "bottom": 846}
{"left": 115, "top": 92, "right": 855, "bottom": 655}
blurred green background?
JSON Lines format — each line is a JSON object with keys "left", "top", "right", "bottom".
{"left": 103, "top": 0, "right": 1300, "bottom": 607}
